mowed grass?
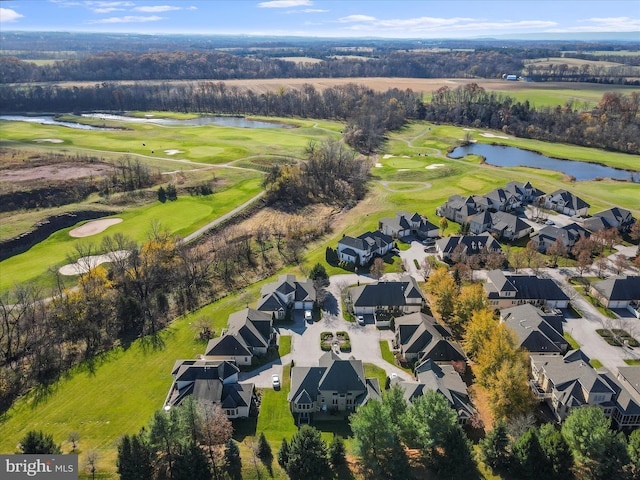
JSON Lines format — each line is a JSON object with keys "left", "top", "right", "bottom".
{"left": 0, "top": 174, "right": 263, "bottom": 291}
{"left": 0, "top": 284, "right": 266, "bottom": 476}
{"left": 0, "top": 115, "right": 341, "bottom": 165}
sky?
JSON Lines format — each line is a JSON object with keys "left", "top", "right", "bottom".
{"left": 0, "top": 0, "right": 639, "bottom": 38}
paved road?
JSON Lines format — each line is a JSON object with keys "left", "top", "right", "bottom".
{"left": 181, "top": 191, "right": 265, "bottom": 244}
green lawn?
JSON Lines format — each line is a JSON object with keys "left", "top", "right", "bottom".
{"left": 0, "top": 175, "right": 263, "bottom": 291}
{"left": 279, "top": 335, "right": 292, "bottom": 357}
{"left": 624, "top": 359, "right": 640, "bottom": 366}
{"left": 379, "top": 340, "right": 412, "bottom": 374}
{"left": 564, "top": 332, "right": 580, "bottom": 350}
{"left": 590, "top": 359, "right": 603, "bottom": 369}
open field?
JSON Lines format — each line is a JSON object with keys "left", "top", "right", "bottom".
{"left": 0, "top": 173, "right": 263, "bottom": 291}
{"left": 0, "top": 116, "right": 340, "bottom": 165}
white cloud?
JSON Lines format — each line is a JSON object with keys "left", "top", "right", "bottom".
{"left": 89, "top": 15, "right": 164, "bottom": 23}
{"left": 338, "top": 15, "right": 376, "bottom": 23}
{"left": 258, "top": 0, "right": 312, "bottom": 8}
{"left": 570, "top": 16, "right": 640, "bottom": 32}
{"left": 0, "top": 7, "right": 24, "bottom": 23}
{"left": 133, "top": 5, "right": 182, "bottom": 13}
{"left": 92, "top": 7, "right": 125, "bottom": 13}
{"left": 285, "top": 8, "right": 328, "bottom": 14}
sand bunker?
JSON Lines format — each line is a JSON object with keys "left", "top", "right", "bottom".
{"left": 33, "top": 138, "right": 64, "bottom": 143}
{"left": 69, "top": 218, "right": 123, "bottom": 238}
{"left": 382, "top": 154, "right": 395, "bottom": 159}
{"left": 164, "top": 149, "right": 184, "bottom": 155}
{"left": 375, "top": 163, "right": 383, "bottom": 168}
{"left": 59, "top": 250, "right": 130, "bottom": 276}
{"left": 480, "top": 132, "right": 509, "bottom": 139}
{"left": 426, "top": 164, "right": 445, "bottom": 169}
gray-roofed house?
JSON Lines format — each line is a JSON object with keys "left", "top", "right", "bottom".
{"left": 164, "top": 359, "right": 254, "bottom": 418}
{"left": 391, "top": 359, "right": 475, "bottom": 424}
{"left": 469, "top": 211, "right": 533, "bottom": 240}
{"left": 484, "top": 270, "right": 570, "bottom": 309}
{"left": 530, "top": 350, "right": 640, "bottom": 428}
{"left": 505, "top": 181, "right": 545, "bottom": 203}
{"left": 393, "top": 312, "right": 466, "bottom": 364}
{"left": 591, "top": 276, "right": 640, "bottom": 315}
{"left": 544, "top": 189, "right": 590, "bottom": 217}
{"left": 613, "top": 367, "right": 640, "bottom": 429}
{"left": 500, "top": 304, "right": 568, "bottom": 354}
{"left": 531, "top": 222, "right": 590, "bottom": 252}
{"left": 227, "top": 308, "right": 275, "bottom": 356}
{"left": 288, "top": 351, "right": 382, "bottom": 423}
{"left": 436, "top": 195, "right": 480, "bottom": 224}
{"left": 484, "top": 187, "right": 521, "bottom": 212}
{"left": 337, "top": 230, "right": 394, "bottom": 265}
{"left": 584, "top": 207, "right": 636, "bottom": 233}
{"left": 379, "top": 211, "right": 439, "bottom": 239}
{"left": 204, "top": 334, "right": 253, "bottom": 366}
{"left": 257, "top": 274, "right": 316, "bottom": 319}
{"left": 435, "top": 232, "right": 502, "bottom": 262}
{"left": 349, "top": 275, "right": 426, "bottom": 326}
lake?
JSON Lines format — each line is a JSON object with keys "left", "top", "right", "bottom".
{"left": 448, "top": 143, "right": 639, "bottom": 182}
{"left": 0, "top": 114, "right": 293, "bottom": 130}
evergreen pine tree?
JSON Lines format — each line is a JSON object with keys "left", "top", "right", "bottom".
{"left": 19, "top": 430, "right": 61, "bottom": 454}
{"left": 479, "top": 420, "right": 511, "bottom": 472}
{"left": 277, "top": 438, "right": 290, "bottom": 469}
{"left": 223, "top": 439, "right": 242, "bottom": 480}
{"left": 328, "top": 436, "right": 346, "bottom": 468}
{"left": 256, "top": 432, "right": 272, "bottom": 461}
{"left": 157, "top": 186, "right": 167, "bottom": 202}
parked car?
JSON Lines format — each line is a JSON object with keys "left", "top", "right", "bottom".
{"left": 304, "top": 310, "right": 312, "bottom": 322}
{"left": 357, "top": 315, "right": 365, "bottom": 326}
{"left": 545, "top": 220, "right": 555, "bottom": 225}
{"left": 272, "top": 374, "right": 280, "bottom": 389}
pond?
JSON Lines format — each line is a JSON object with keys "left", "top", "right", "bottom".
{"left": 0, "top": 113, "right": 293, "bottom": 130}
{"left": 448, "top": 143, "right": 639, "bottom": 182}
{"left": 83, "top": 113, "right": 294, "bottom": 128}
{"left": 0, "top": 115, "right": 117, "bottom": 130}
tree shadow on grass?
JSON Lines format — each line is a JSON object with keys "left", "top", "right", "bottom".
{"left": 138, "top": 331, "right": 166, "bottom": 353}
{"left": 231, "top": 417, "right": 257, "bottom": 442}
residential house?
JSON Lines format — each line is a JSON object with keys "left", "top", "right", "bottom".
{"left": 531, "top": 222, "right": 590, "bottom": 253}
{"left": 505, "top": 181, "right": 545, "bottom": 203}
{"left": 530, "top": 350, "right": 640, "bottom": 429}
{"left": 257, "top": 274, "right": 316, "bottom": 320}
{"left": 204, "top": 308, "right": 275, "bottom": 365}
{"left": 164, "top": 359, "right": 254, "bottom": 418}
{"left": 544, "top": 189, "right": 590, "bottom": 217}
{"left": 435, "top": 232, "right": 502, "bottom": 262}
{"left": 393, "top": 312, "right": 466, "bottom": 364}
{"left": 391, "top": 359, "right": 475, "bottom": 424}
{"left": 591, "top": 276, "right": 640, "bottom": 316}
{"left": 613, "top": 367, "right": 640, "bottom": 429}
{"left": 484, "top": 187, "right": 521, "bottom": 212}
{"left": 288, "top": 351, "right": 382, "bottom": 423}
{"left": 379, "top": 211, "right": 439, "bottom": 239}
{"left": 584, "top": 207, "right": 636, "bottom": 233}
{"left": 349, "top": 275, "right": 426, "bottom": 326}
{"left": 337, "top": 230, "right": 394, "bottom": 265}
{"left": 204, "top": 334, "right": 253, "bottom": 366}
{"left": 436, "top": 195, "right": 480, "bottom": 224}
{"left": 484, "top": 270, "right": 570, "bottom": 309}
{"left": 500, "top": 304, "right": 568, "bottom": 354}
{"left": 469, "top": 210, "right": 533, "bottom": 240}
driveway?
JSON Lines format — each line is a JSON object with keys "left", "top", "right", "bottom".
{"left": 538, "top": 268, "right": 640, "bottom": 373}
{"left": 238, "top": 272, "right": 411, "bottom": 388}
{"left": 397, "top": 239, "right": 430, "bottom": 281}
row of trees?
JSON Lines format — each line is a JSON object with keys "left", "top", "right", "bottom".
{"left": 425, "top": 84, "right": 640, "bottom": 154}
{"left": 481, "top": 407, "right": 640, "bottom": 479}
{"left": 0, "top": 49, "right": 526, "bottom": 83}
{"left": 116, "top": 398, "right": 237, "bottom": 480}
{"left": 349, "top": 386, "right": 478, "bottom": 479}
